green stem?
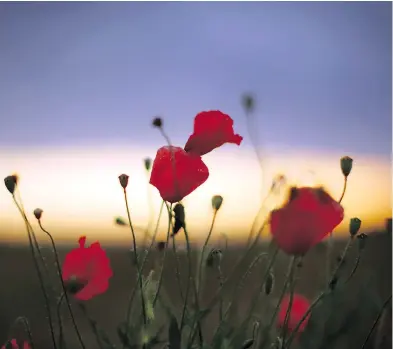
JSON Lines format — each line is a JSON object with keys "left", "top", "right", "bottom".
{"left": 12, "top": 197, "right": 58, "bottom": 349}
{"left": 39, "top": 221, "right": 85, "bottom": 349}
{"left": 286, "top": 236, "right": 354, "bottom": 348}
{"left": 56, "top": 293, "right": 66, "bottom": 349}
{"left": 281, "top": 257, "right": 297, "bottom": 345}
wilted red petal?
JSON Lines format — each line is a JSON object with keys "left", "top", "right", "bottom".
{"left": 149, "top": 146, "right": 209, "bottom": 203}
{"left": 62, "top": 237, "right": 113, "bottom": 300}
{"left": 277, "top": 294, "right": 310, "bottom": 333}
{"left": 270, "top": 187, "right": 344, "bottom": 255}
{"left": 184, "top": 110, "right": 243, "bottom": 156}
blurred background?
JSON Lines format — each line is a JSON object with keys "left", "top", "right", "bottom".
{"left": 0, "top": 2, "right": 391, "bottom": 349}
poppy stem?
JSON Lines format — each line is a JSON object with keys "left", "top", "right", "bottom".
{"left": 152, "top": 203, "right": 173, "bottom": 307}
{"left": 361, "top": 294, "right": 392, "bottom": 349}
{"left": 123, "top": 200, "right": 165, "bottom": 349}
{"left": 172, "top": 234, "right": 186, "bottom": 304}
{"left": 11, "top": 196, "right": 58, "bottom": 349}
{"left": 344, "top": 249, "right": 363, "bottom": 284}
{"left": 196, "top": 209, "right": 218, "bottom": 295}
{"left": 56, "top": 293, "right": 66, "bottom": 349}
{"left": 281, "top": 256, "right": 297, "bottom": 345}
{"left": 326, "top": 176, "right": 348, "bottom": 286}
{"left": 10, "top": 317, "right": 35, "bottom": 349}
{"left": 38, "top": 221, "right": 86, "bottom": 349}
{"left": 123, "top": 189, "right": 148, "bottom": 342}
{"left": 285, "top": 235, "right": 354, "bottom": 349}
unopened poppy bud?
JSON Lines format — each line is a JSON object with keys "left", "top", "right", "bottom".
{"left": 33, "top": 208, "right": 43, "bottom": 220}
{"left": 206, "top": 248, "right": 223, "bottom": 268}
{"left": 357, "top": 233, "right": 368, "bottom": 251}
{"left": 340, "top": 156, "right": 353, "bottom": 177}
{"left": 212, "top": 195, "right": 223, "bottom": 211}
{"left": 152, "top": 117, "right": 163, "bottom": 128}
{"left": 4, "top": 174, "right": 18, "bottom": 194}
{"left": 242, "top": 94, "right": 255, "bottom": 114}
{"left": 118, "top": 174, "right": 129, "bottom": 189}
{"left": 264, "top": 271, "right": 275, "bottom": 295}
{"left": 349, "top": 217, "right": 361, "bottom": 236}
{"left": 144, "top": 157, "right": 152, "bottom": 172}
{"left": 156, "top": 241, "right": 166, "bottom": 251}
{"left": 115, "top": 217, "right": 127, "bottom": 226}
{"left": 172, "top": 203, "right": 185, "bottom": 236}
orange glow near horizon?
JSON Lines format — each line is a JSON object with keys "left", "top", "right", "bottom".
{"left": 0, "top": 144, "right": 391, "bottom": 246}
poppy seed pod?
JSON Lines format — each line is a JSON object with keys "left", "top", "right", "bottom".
{"left": 4, "top": 175, "right": 18, "bottom": 195}
{"left": 33, "top": 208, "right": 43, "bottom": 220}
{"left": 152, "top": 117, "right": 163, "bottom": 128}
{"left": 144, "top": 157, "right": 152, "bottom": 172}
{"left": 206, "top": 248, "right": 222, "bottom": 268}
{"left": 340, "top": 156, "right": 353, "bottom": 177}
{"left": 115, "top": 217, "right": 127, "bottom": 226}
{"left": 212, "top": 195, "right": 223, "bottom": 211}
{"left": 349, "top": 217, "right": 362, "bottom": 236}
{"left": 357, "top": 233, "right": 368, "bottom": 251}
{"left": 118, "top": 174, "right": 129, "bottom": 189}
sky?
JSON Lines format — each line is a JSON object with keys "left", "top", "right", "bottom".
{"left": 0, "top": 2, "right": 391, "bottom": 245}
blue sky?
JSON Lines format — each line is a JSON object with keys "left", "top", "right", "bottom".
{"left": 0, "top": 1, "right": 391, "bottom": 156}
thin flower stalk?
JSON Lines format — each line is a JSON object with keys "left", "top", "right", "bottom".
{"left": 38, "top": 221, "right": 86, "bottom": 349}
{"left": 281, "top": 256, "right": 297, "bottom": 344}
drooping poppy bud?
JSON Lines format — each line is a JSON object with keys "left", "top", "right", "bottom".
{"left": 212, "top": 195, "right": 223, "bottom": 211}
{"left": 4, "top": 175, "right": 18, "bottom": 195}
{"left": 241, "top": 94, "right": 255, "bottom": 114}
{"left": 340, "top": 156, "right": 353, "bottom": 177}
{"left": 33, "top": 208, "right": 43, "bottom": 220}
{"left": 115, "top": 217, "right": 127, "bottom": 226}
{"left": 264, "top": 271, "right": 275, "bottom": 295}
{"left": 349, "top": 217, "right": 362, "bottom": 236}
{"left": 118, "top": 174, "right": 129, "bottom": 189}
{"left": 172, "top": 203, "right": 185, "bottom": 236}
{"left": 152, "top": 117, "right": 163, "bottom": 128}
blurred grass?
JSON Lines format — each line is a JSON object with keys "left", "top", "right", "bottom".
{"left": 0, "top": 232, "right": 390, "bottom": 349}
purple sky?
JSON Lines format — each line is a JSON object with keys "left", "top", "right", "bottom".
{"left": 0, "top": 1, "right": 391, "bottom": 156}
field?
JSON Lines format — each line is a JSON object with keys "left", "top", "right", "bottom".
{"left": 0, "top": 231, "right": 391, "bottom": 349}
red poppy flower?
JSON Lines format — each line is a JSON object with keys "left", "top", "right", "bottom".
{"left": 270, "top": 187, "right": 344, "bottom": 255}
{"left": 1, "top": 340, "right": 30, "bottom": 349}
{"left": 62, "top": 236, "right": 113, "bottom": 301}
{"left": 149, "top": 146, "right": 209, "bottom": 203}
{"left": 277, "top": 294, "right": 311, "bottom": 334}
{"left": 184, "top": 110, "right": 243, "bottom": 156}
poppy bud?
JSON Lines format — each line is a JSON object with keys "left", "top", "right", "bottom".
{"left": 144, "top": 157, "right": 152, "bottom": 172}
{"left": 115, "top": 217, "right": 127, "bottom": 226}
{"left": 349, "top": 217, "right": 361, "bottom": 236}
{"left": 156, "top": 241, "right": 166, "bottom": 251}
{"left": 340, "top": 156, "right": 353, "bottom": 177}
{"left": 241, "top": 94, "right": 255, "bottom": 114}
{"left": 172, "top": 203, "right": 185, "bottom": 236}
{"left": 4, "top": 174, "right": 18, "bottom": 195}
{"left": 33, "top": 208, "right": 43, "bottom": 220}
{"left": 357, "top": 233, "right": 368, "bottom": 251}
{"left": 270, "top": 337, "right": 283, "bottom": 349}
{"left": 264, "top": 271, "right": 275, "bottom": 295}
{"left": 211, "top": 195, "right": 223, "bottom": 211}
{"left": 152, "top": 117, "right": 163, "bottom": 128}
{"left": 118, "top": 174, "right": 129, "bottom": 189}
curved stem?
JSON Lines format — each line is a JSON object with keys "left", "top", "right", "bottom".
{"left": 123, "top": 189, "right": 147, "bottom": 344}
{"left": 12, "top": 197, "right": 58, "bottom": 349}
{"left": 286, "top": 236, "right": 354, "bottom": 348}
{"left": 153, "top": 203, "right": 173, "bottom": 307}
{"left": 326, "top": 176, "right": 348, "bottom": 286}
{"left": 197, "top": 210, "right": 218, "bottom": 294}
{"left": 361, "top": 294, "right": 392, "bottom": 349}
{"left": 123, "top": 200, "right": 164, "bottom": 349}
{"left": 39, "top": 221, "right": 86, "bottom": 349}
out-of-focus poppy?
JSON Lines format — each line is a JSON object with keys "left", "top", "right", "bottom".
{"left": 277, "top": 293, "right": 310, "bottom": 334}
{"left": 149, "top": 146, "right": 209, "bottom": 203}
{"left": 270, "top": 187, "right": 344, "bottom": 256}
{"left": 1, "top": 340, "right": 30, "bottom": 349}
{"left": 62, "top": 236, "right": 113, "bottom": 301}
{"left": 184, "top": 111, "right": 243, "bottom": 156}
